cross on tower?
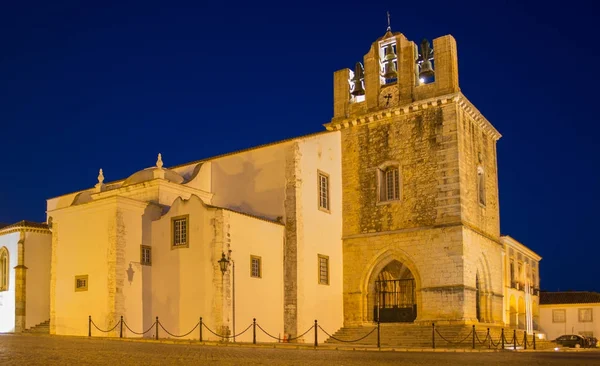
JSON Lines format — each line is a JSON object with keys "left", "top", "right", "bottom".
{"left": 384, "top": 93, "right": 392, "bottom": 106}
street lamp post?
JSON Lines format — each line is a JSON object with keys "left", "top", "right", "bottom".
{"left": 218, "top": 252, "right": 236, "bottom": 342}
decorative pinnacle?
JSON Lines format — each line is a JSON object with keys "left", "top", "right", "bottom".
{"left": 386, "top": 11, "right": 391, "bottom": 32}
{"left": 97, "top": 169, "right": 104, "bottom": 184}
{"left": 156, "top": 153, "right": 163, "bottom": 169}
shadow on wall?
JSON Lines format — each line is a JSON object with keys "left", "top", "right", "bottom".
{"left": 212, "top": 156, "right": 285, "bottom": 220}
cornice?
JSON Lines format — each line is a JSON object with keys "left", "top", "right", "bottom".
{"left": 0, "top": 226, "right": 51, "bottom": 236}
{"left": 501, "top": 235, "right": 542, "bottom": 261}
{"left": 324, "top": 92, "right": 502, "bottom": 142}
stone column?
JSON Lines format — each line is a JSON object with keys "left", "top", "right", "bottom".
{"left": 14, "top": 231, "right": 27, "bottom": 332}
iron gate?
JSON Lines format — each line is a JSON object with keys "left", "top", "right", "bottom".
{"left": 373, "top": 279, "right": 417, "bottom": 322}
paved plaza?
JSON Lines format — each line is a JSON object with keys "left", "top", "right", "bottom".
{"left": 1, "top": 334, "right": 600, "bottom": 365}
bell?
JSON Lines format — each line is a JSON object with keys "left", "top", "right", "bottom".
{"left": 382, "top": 61, "right": 397, "bottom": 79}
{"left": 383, "top": 44, "right": 396, "bottom": 62}
{"left": 351, "top": 62, "right": 365, "bottom": 96}
{"left": 382, "top": 44, "right": 397, "bottom": 79}
{"left": 418, "top": 39, "right": 434, "bottom": 80}
{"left": 419, "top": 59, "right": 434, "bottom": 79}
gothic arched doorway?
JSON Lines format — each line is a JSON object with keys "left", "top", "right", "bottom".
{"left": 373, "top": 260, "right": 416, "bottom": 322}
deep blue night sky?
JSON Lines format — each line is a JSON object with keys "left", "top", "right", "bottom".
{"left": 0, "top": 1, "right": 598, "bottom": 293}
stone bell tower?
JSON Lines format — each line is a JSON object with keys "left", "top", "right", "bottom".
{"left": 326, "top": 25, "right": 505, "bottom": 327}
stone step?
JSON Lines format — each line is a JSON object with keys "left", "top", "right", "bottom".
{"left": 23, "top": 320, "right": 50, "bottom": 334}
{"left": 325, "top": 324, "right": 552, "bottom": 349}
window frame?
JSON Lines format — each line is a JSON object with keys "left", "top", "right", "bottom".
{"left": 171, "top": 214, "right": 190, "bottom": 249}
{"left": 318, "top": 254, "right": 330, "bottom": 285}
{"left": 0, "top": 247, "right": 8, "bottom": 292}
{"left": 377, "top": 162, "right": 401, "bottom": 204}
{"left": 75, "top": 275, "right": 89, "bottom": 292}
{"left": 477, "top": 166, "right": 486, "bottom": 207}
{"left": 552, "top": 309, "right": 566, "bottom": 323}
{"left": 141, "top": 245, "right": 152, "bottom": 266}
{"left": 250, "top": 255, "right": 262, "bottom": 278}
{"left": 317, "top": 170, "right": 330, "bottom": 213}
{"left": 579, "top": 308, "right": 593, "bottom": 323}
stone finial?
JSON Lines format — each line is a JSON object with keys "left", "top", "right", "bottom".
{"left": 156, "top": 153, "right": 164, "bottom": 169}
{"left": 98, "top": 169, "right": 104, "bottom": 184}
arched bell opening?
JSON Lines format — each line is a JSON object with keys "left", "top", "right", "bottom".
{"left": 371, "top": 260, "right": 417, "bottom": 323}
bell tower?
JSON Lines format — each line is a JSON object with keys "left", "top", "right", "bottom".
{"left": 332, "top": 29, "right": 460, "bottom": 120}
{"left": 327, "top": 24, "right": 505, "bottom": 327}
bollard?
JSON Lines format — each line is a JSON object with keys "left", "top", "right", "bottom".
{"left": 155, "top": 316, "right": 159, "bottom": 340}
{"left": 377, "top": 320, "right": 381, "bottom": 349}
{"left": 501, "top": 328, "right": 505, "bottom": 349}
{"left": 472, "top": 325, "right": 476, "bottom": 349}
{"left": 314, "top": 320, "right": 318, "bottom": 347}
{"left": 199, "top": 317, "right": 203, "bottom": 342}
{"left": 513, "top": 329, "right": 516, "bottom": 350}
{"left": 533, "top": 333, "right": 536, "bottom": 350}
{"left": 523, "top": 331, "right": 527, "bottom": 350}
{"left": 487, "top": 328, "right": 491, "bottom": 349}
{"left": 432, "top": 323, "right": 435, "bottom": 349}
{"left": 88, "top": 316, "right": 91, "bottom": 337}
{"left": 253, "top": 318, "right": 257, "bottom": 345}
{"left": 120, "top": 316, "right": 123, "bottom": 338}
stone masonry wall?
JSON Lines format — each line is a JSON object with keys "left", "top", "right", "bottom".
{"left": 343, "top": 225, "right": 466, "bottom": 326}
{"left": 457, "top": 106, "right": 500, "bottom": 239}
{"left": 341, "top": 102, "right": 461, "bottom": 238}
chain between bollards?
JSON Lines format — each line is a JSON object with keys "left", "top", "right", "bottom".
{"left": 253, "top": 318, "right": 256, "bottom": 344}
{"left": 314, "top": 320, "right": 318, "bottom": 347}
{"left": 155, "top": 316, "right": 159, "bottom": 340}
{"left": 88, "top": 315, "right": 91, "bottom": 337}
{"left": 120, "top": 316, "right": 123, "bottom": 338}
{"left": 431, "top": 323, "right": 435, "bottom": 349}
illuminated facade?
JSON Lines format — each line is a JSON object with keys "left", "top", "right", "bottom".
{"left": 2, "top": 26, "right": 543, "bottom": 341}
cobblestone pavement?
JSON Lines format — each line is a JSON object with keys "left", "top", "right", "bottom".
{"left": 1, "top": 334, "right": 600, "bottom": 365}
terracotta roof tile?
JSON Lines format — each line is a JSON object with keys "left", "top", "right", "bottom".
{"left": 0, "top": 220, "right": 49, "bottom": 231}
{"left": 540, "top": 291, "right": 600, "bottom": 305}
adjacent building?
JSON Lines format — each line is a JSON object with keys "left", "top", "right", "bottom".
{"left": 539, "top": 292, "right": 600, "bottom": 340}
{"left": 0, "top": 221, "right": 51, "bottom": 333}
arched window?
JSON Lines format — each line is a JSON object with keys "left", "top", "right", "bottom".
{"left": 0, "top": 247, "right": 8, "bottom": 291}
{"left": 477, "top": 166, "right": 486, "bottom": 206}
{"left": 378, "top": 163, "right": 400, "bottom": 202}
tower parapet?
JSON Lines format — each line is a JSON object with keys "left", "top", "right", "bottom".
{"left": 333, "top": 30, "right": 459, "bottom": 121}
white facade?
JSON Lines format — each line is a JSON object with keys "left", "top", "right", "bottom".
{"left": 46, "top": 131, "right": 343, "bottom": 342}
{"left": 539, "top": 293, "right": 600, "bottom": 340}
{"left": 0, "top": 222, "right": 51, "bottom": 333}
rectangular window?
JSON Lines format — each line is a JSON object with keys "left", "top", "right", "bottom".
{"left": 75, "top": 275, "right": 88, "bottom": 292}
{"left": 510, "top": 260, "right": 515, "bottom": 284}
{"left": 318, "top": 171, "right": 330, "bottom": 212}
{"left": 579, "top": 308, "right": 593, "bottom": 323}
{"left": 172, "top": 215, "right": 189, "bottom": 248}
{"left": 318, "top": 254, "right": 329, "bottom": 285}
{"left": 250, "top": 256, "right": 262, "bottom": 278}
{"left": 552, "top": 309, "right": 566, "bottom": 323}
{"left": 141, "top": 245, "right": 152, "bottom": 266}
{"left": 379, "top": 166, "right": 400, "bottom": 202}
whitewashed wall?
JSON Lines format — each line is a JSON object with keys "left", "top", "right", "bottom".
{"left": 226, "top": 210, "right": 284, "bottom": 343}
{"left": 24, "top": 231, "right": 52, "bottom": 329}
{"left": 540, "top": 304, "right": 600, "bottom": 340}
{"left": 296, "top": 132, "right": 343, "bottom": 341}
{"left": 0, "top": 232, "right": 19, "bottom": 332}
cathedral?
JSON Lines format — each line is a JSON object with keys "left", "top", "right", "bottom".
{"left": 0, "top": 26, "right": 541, "bottom": 342}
